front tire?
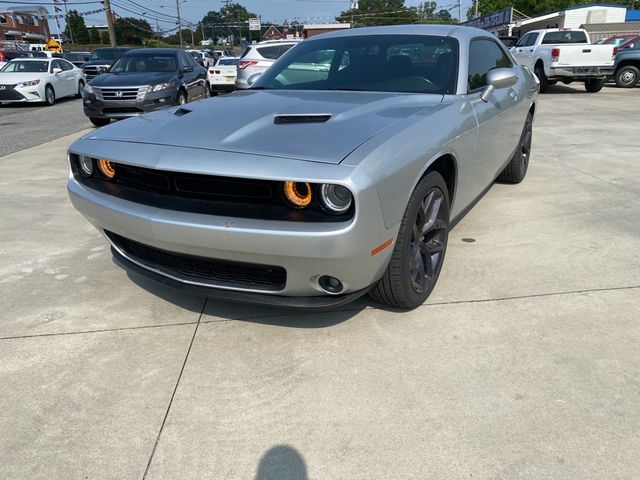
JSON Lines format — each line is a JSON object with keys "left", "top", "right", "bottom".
{"left": 585, "top": 78, "right": 605, "bottom": 93}
{"left": 44, "top": 85, "right": 55, "bottom": 106}
{"left": 497, "top": 112, "right": 533, "bottom": 184}
{"left": 370, "top": 172, "right": 450, "bottom": 309}
{"left": 614, "top": 65, "right": 639, "bottom": 88}
{"left": 204, "top": 82, "right": 211, "bottom": 98}
{"left": 89, "top": 117, "right": 110, "bottom": 127}
{"left": 176, "top": 90, "right": 187, "bottom": 106}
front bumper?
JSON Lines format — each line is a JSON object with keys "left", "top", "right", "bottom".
{"left": 82, "top": 90, "right": 177, "bottom": 119}
{"left": 66, "top": 147, "right": 398, "bottom": 302}
{"left": 549, "top": 66, "right": 614, "bottom": 78}
{"left": 0, "top": 84, "right": 42, "bottom": 103}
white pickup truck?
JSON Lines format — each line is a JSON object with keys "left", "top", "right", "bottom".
{"left": 510, "top": 28, "right": 615, "bottom": 93}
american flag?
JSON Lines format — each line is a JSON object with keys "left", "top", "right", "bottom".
{"left": 52, "top": 0, "right": 62, "bottom": 13}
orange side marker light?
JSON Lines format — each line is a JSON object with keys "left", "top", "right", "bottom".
{"left": 371, "top": 238, "right": 394, "bottom": 256}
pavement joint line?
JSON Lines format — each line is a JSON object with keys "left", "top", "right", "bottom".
{"left": 0, "top": 320, "right": 199, "bottom": 341}
{"left": 551, "top": 158, "right": 640, "bottom": 196}
{"left": 141, "top": 297, "right": 207, "bottom": 480}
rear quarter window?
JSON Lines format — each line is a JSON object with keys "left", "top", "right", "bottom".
{"left": 257, "top": 46, "right": 281, "bottom": 60}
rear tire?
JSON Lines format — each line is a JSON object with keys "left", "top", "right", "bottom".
{"left": 614, "top": 65, "right": 639, "bottom": 88}
{"left": 585, "top": 78, "right": 605, "bottom": 93}
{"left": 534, "top": 64, "right": 548, "bottom": 93}
{"left": 44, "top": 85, "right": 55, "bottom": 106}
{"left": 369, "top": 172, "right": 450, "bottom": 309}
{"left": 497, "top": 112, "right": 533, "bottom": 184}
{"left": 90, "top": 117, "right": 110, "bottom": 127}
{"left": 76, "top": 80, "right": 85, "bottom": 98}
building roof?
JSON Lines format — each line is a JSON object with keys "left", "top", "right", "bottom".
{"left": 581, "top": 21, "right": 640, "bottom": 34}
{"left": 627, "top": 10, "right": 640, "bottom": 21}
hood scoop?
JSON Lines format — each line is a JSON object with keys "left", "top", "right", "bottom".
{"left": 174, "top": 107, "right": 192, "bottom": 117}
{"left": 274, "top": 113, "right": 332, "bottom": 125}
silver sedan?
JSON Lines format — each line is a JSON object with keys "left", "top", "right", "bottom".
{"left": 67, "top": 25, "right": 538, "bottom": 309}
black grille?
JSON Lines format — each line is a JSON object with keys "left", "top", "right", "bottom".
{"left": 0, "top": 85, "right": 24, "bottom": 101}
{"left": 83, "top": 66, "right": 104, "bottom": 80}
{"left": 107, "top": 231, "right": 286, "bottom": 291}
{"left": 70, "top": 156, "right": 354, "bottom": 223}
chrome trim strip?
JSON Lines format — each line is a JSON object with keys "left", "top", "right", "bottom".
{"left": 102, "top": 231, "right": 286, "bottom": 295}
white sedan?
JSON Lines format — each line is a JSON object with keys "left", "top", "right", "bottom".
{"left": 0, "top": 57, "right": 86, "bottom": 106}
{"left": 207, "top": 56, "right": 238, "bottom": 94}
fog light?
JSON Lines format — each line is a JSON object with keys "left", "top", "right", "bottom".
{"left": 97, "top": 159, "right": 116, "bottom": 179}
{"left": 78, "top": 155, "right": 93, "bottom": 177}
{"left": 283, "top": 181, "right": 312, "bottom": 208}
{"left": 318, "top": 275, "right": 343, "bottom": 294}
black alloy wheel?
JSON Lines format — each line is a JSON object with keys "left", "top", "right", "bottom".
{"left": 534, "top": 64, "right": 548, "bottom": 93}
{"left": 370, "top": 171, "right": 450, "bottom": 309}
{"left": 498, "top": 112, "right": 533, "bottom": 184}
{"left": 176, "top": 90, "right": 187, "bottom": 106}
{"left": 204, "top": 82, "right": 211, "bottom": 98}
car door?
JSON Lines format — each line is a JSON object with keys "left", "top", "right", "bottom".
{"left": 511, "top": 32, "right": 539, "bottom": 67}
{"left": 467, "top": 38, "right": 525, "bottom": 193}
{"left": 49, "top": 60, "right": 70, "bottom": 97}
{"left": 187, "top": 53, "right": 206, "bottom": 98}
{"left": 59, "top": 59, "right": 77, "bottom": 96}
{"left": 179, "top": 52, "right": 198, "bottom": 100}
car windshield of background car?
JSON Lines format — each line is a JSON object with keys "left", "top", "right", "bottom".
{"left": 110, "top": 54, "right": 177, "bottom": 73}
{"left": 253, "top": 34, "right": 459, "bottom": 95}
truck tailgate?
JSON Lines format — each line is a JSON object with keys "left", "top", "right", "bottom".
{"left": 554, "top": 44, "right": 614, "bottom": 67}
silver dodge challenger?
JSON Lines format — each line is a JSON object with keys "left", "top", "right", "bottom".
{"left": 67, "top": 25, "right": 538, "bottom": 309}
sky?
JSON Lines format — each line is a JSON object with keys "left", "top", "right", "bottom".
{"left": 44, "top": 0, "right": 471, "bottom": 33}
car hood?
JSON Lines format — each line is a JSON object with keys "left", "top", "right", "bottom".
{"left": 0, "top": 72, "right": 49, "bottom": 83}
{"left": 86, "top": 90, "right": 444, "bottom": 164}
{"left": 83, "top": 59, "right": 115, "bottom": 68}
{"left": 90, "top": 72, "right": 176, "bottom": 87}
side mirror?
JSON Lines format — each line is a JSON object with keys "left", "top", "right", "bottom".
{"left": 247, "top": 73, "right": 262, "bottom": 87}
{"left": 52, "top": 67, "right": 62, "bottom": 74}
{"left": 182, "top": 65, "right": 194, "bottom": 73}
{"left": 480, "top": 68, "right": 518, "bottom": 102}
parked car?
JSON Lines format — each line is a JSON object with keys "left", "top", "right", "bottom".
{"left": 187, "top": 49, "right": 215, "bottom": 67}
{"left": 82, "top": 48, "right": 209, "bottom": 127}
{"left": 613, "top": 39, "right": 640, "bottom": 87}
{"left": 64, "top": 51, "right": 91, "bottom": 68}
{"left": 235, "top": 39, "right": 301, "bottom": 89}
{"left": 0, "top": 48, "right": 24, "bottom": 69}
{"left": 510, "top": 28, "right": 614, "bottom": 92}
{"left": 598, "top": 34, "right": 639, "bottom": 47}
{"left": 67, "top": 25, "right": 538, "bottom": 309}
{"left": 0, "top": 57, "right": 86, "bottom": 105}
{"left": 207, "top": 56, "right": 238, "bottom": 94}
{"left": 82, "top": 47, "right": 131, "bottom": 81}
{"left": 614, "top": 35, "right": 640, "bottom": 53}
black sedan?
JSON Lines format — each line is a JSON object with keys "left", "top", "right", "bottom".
{"left": 82, "top": 48, "right": 209, "bottom": 127}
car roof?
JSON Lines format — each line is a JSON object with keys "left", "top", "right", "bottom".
{"left": 306, "top": 24, "right": 495, "bottom": 43}
{"left": 121, "top": 48, "right": 181, "bottom": 55}
{"left": 8, "top": 57, "right": 50, "bottom": 61}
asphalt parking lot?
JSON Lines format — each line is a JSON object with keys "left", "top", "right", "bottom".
{"left": 1, "top": 84, "right": 639, "bottom": 479}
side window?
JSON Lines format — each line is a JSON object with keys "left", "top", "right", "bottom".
{"left": 516, "top": 33, "right": 531, "bottom": 48}
{"left": 178, "top": 53, "right": 189, "bottom": 70}
{"left": 51, "top": 60, "right": 62, "bottom": 72}
{"left": 257, "top": 46, "right": 280, "bottom": 60}
{"left": 61, "top": 60, "right": 73, "bottom": 71}
{"left": 524, "top": 33, "right": 539, "bottom": 47}
{"left": 277, "top": 44, "right": 294, "bottom": 58}
{"left": 468, "top": 39, "right": 512, "bottom": 92}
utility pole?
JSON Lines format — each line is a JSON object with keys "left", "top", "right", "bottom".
{"left": 104, "top": 0, "right": 116, "bottom": 46}
{"left": 176, "top": 0, "right": 183, "bottom": 47}
{"left": 63, "top": 0, "right": 75, "bottom": 44}
{"left": 475, "top": 0, "right": 479, "bottom": 18}
{"left": 458, "top": 0, "right": 462, "bottom": 23}
{"left": 190, "top": 28, "right": 195, "bottom": 46}
{"left": 155, "top": 18, "right": 160, "bottom": 47}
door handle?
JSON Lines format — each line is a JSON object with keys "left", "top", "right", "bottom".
{"left": 527, "top": 49, "right": 534, "bottom": 52}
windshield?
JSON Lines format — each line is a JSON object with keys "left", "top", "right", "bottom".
{"left": 110, "top": 54, "right": 177, "bottom": 73}
{"left": 90, "top": 49, "right": 126, "bottom": 61}
{"left": 0, "top": 60, "right": 48, "bottom": 73}
{"left": 253, "top": 35, "right": 459, "bottom": 94}
{"left": 217, "top": 58, "right": 238, "bottom": 66}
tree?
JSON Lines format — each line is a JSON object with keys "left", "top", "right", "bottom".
{"left": 200, "top": 2, "right": 257, "bottom": 45}
{"left": 100, "top": 31, "right": 110, "bottom": 44}
{"left": 416, "top": 2, "right": 455, "bottom": 24}
{"left": 88, "top": 27, "right": 100, "bottom": 44}
{"left": 336, "top": 0, "right": 418, "bottom": 27}
{"left": 64, "top": 10, "right": 89, "bottom": 44}
{"left": 114, "top": 17, "right": 153, "bottom": 45}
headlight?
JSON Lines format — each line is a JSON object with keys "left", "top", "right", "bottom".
{"left": 78, "top": 155, "right": 94, "bottom": 177}
{"left": 16, "top": 79, "right": 40, "bottom": 88}
{"left": 83, "top": 84, "right": 94, "bottom": 94}
{"left": 283, "top": 181, "right": 312, "bottom": 209}
{"left": 147, "top": 81, "right": 175, "bottom": 93}
{"left": 319, "top": 184, "right": 353, "bottom": 214}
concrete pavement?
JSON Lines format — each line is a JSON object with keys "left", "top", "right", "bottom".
{"left": 1, "top": 84, "right": 639, "bottom": 479}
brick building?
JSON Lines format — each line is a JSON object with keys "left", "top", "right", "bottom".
{"left": 0, "top": 6, "right": 50, "bottom": 43}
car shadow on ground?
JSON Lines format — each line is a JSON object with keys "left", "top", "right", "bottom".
{"left": 0, "top": 95, "right": 80, "bottom": 110}
{"left": 123, "top": 264, "right": 370, "bottom": 328}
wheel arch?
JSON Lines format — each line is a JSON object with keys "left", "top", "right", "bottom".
{"left": 616, "top": 59, "right": 640, "bottom": 69}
